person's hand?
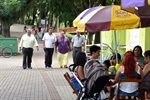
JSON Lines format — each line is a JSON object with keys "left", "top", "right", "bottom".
{"left": 19, "top": 47, "right": 22, "bottom": 52}
{"left": 36, "top": 46, "right": 39, "bottom": 51}
{"left": 55, "top": 49, "right": 57, "bottom": 53}
{"left": 52, "top": 41, "right": 56, "bottom": 44}
{"left": 139, "top": 63, "right": 144, "bottom": 69}
{"left": 43, "top": 47, "right": 46, "bottom": 51}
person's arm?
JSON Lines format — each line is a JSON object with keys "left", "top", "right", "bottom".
{"left": 114, "top": 65, "right": 122, "bottom": 83}
{"left": 67, "top": 38, "right": 71, "bottom": 51}
{"left": 143, "top": 64, "right": 150, "bottom": 78}
{"left": 34, "top": 38, "right": 39, "bottom": 51}
{"left": 19, "top": 36, "right": 23, "bottom": 51}
{"left": 82, "top": 36, "right": 85, "bottom": 51}
{"left": 77, "top": 66, "right": 85, "bottom": 80}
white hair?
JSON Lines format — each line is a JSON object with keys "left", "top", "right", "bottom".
{"left": 27, "top": 29, "right": 32, "bottom": 33}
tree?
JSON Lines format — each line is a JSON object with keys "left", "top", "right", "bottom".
{"left": 0, "top": 0, "right": 38, "bottom": 37}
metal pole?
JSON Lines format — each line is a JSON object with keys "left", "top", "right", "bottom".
{"left": 114, "top": 30, "right": 118, "bottom": 64}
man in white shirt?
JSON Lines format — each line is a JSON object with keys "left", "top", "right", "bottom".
{"left": 71, "top": 30, "right": 85, "bottom": 63}
{"left": 42, "top": 27, "right": 57, "bottom": 68}
{"left": 19, "top": 29, "right": 39, "bottom": 69}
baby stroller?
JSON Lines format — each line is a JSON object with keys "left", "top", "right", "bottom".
{"left": 69, "top": 59, "right": 110, "bottom": 100}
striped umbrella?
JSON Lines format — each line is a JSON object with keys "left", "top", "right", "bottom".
{"left": 73, "top": 6, "right": 104, "bottom": 27}
{"left": 76, "top": 5, "right": 140, "bottom": 63}
{"left": 77, "top": 5, "right": 140, "bottom": 32}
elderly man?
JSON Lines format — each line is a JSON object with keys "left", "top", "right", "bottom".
{"left": 71, "top": 30, "right": 85, "bottom": 63}
{"left": 19, "top": 29, "right": 39, "bottom": 69}
{"left": 55, "top": 30, "right": 71, "bottom": 68}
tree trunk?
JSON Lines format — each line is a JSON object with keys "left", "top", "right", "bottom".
{"left": 1, "top": 21, "right": 10, "bottom": 37}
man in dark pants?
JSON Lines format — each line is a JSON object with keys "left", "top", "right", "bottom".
{"left": 42, "top": 27, "right": 56, "bottom": 68}
{"left": 19, "top": 29, "right": 39, "bottom": 69}
{"left": 71, "top": 30, "right": 85, "bottom": 63}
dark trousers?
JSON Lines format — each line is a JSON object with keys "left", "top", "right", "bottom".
{"left": 22, "top": 47, "right": 33, "bottom": 68}
{"left": 72, "top": 47, "right": 82, "bottom": 63}
{"left": 44, "top": 48, "right": 54, "bottom": 67}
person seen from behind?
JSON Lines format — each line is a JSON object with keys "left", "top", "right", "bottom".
{"left": 113, "top": 51, "right": 143, "bottom": 99}
{"left": 40, "top": 25, "right": 45, "bottom": 39}
{"left": 19, "top": 29, "right": 39, "bottom": 69}
{"left": 55, "top": 30, "right": 71, "bottom": 68}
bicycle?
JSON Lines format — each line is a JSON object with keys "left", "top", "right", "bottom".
{"left": 0, "top": 46, "right": 13, "bottom": 58}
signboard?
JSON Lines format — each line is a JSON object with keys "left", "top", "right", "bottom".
{"left": 130, "top": 28, "right": 140, "bottom": 49}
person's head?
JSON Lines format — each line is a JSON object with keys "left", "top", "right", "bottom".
{"left": 111, "top": 53, "right": 121, "bottom": 65}
{"left": 27, "top": 29, "right": 32, "bottom": 36}
{"left": 60, "top": 30, "right": 65, "bottom": 38}
{"left": 48, "top": 27, "right": 53, "bottom": 34}
{"left": 76, "top": 30, "right": 80, "bottom": 36}
{"left": 75, "top": 51, "right": 87, "bottom": 67}
{"left": 122, "top": 51, "right": 136, "bottom": 78}
{"left": 144, "top": 50, "right": 150, "bottom": 64}
{"left": 133, "top": 45, "right": 143, "bottom": 57}
{"left": 90, "top": 45, "right": 101, "bottom": 59}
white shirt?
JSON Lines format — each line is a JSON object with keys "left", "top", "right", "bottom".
{"left": 42, "top": 33, "right": 56, "bottom": 48}
{"left": 71, "top": 35, "right": 85, "bottom": 47}
{"left": 41, "top": 27, "right": 45, "bottom": 34}
{"left": 19, "top": 34, "right": 38, "bottom": 48}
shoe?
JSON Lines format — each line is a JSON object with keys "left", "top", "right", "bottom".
{"left": 48, "top": 66, "right": 53, "bottom": 68}
{"left": 64, "top": 65, "right": 68, "bottom": 68}
{"left": 23, "top": 65, "right": 26, "bottom": 69}
{"left": 28, "top": 67, "right": 32, "bottom": 69}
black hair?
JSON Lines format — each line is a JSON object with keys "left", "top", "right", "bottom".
{"left": 144, "top": 50, "right": 150, "bottom": 57}
{"left": 90, "top": 45, "right": 101, "bottom": 55}
{"left": 133, "top": 45, "right": 143, "bottom": 56}
{"left": 112, "top": 53, "right": 121, "bottom": 60}
{"left": 74, "top": 51, "right": 86, "bottom": 67}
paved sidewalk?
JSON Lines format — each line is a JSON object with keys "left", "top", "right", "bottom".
{"left": 0, "top": 41, "right": 77, "bottom": 99}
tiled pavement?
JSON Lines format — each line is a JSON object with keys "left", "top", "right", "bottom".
{"left": 0, "top": 40, "right": 77, "bottom": 100}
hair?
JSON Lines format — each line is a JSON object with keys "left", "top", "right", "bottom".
{"left": 122, "top": 51, "right": 136, "bottom": 78}
{"left": 49, "top": 27, "right": 53, "bottom": 30}
{"left": 27, "top": 29, "right": 32, "bottom": 32}
{"left": 74, "top": 51, "right": 87, "bottom": 67}
{"left": 90, "top": 45, "right": 101, "bottom": 55}
{"left": 144, "top": 50, "right": 150, "bottom": 57}
{"left": 112, "top": 53, "right": 121, "bottom": 60}
{"left": 133, "top": 45, "right": 143, "bottom": 56}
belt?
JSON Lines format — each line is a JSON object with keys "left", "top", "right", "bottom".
{"left": 74, "top": 47, "right": 81, "bottom": 48}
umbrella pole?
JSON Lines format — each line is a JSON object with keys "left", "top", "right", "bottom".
{"left": 114, "top": 30, "right": 118, "bottom": 64}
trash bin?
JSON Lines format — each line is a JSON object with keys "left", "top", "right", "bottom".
{"left": 0, "top": 37, "right": 18, "bottom": 55}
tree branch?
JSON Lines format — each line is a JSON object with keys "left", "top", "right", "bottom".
{"left": 67, "top": 0, "right": 79, "bottom": 15}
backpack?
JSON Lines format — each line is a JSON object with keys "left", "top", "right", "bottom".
{"left": 83, "top": 59, "right": 109, "bottom": 96}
